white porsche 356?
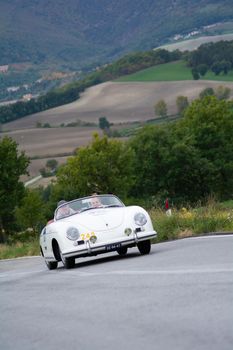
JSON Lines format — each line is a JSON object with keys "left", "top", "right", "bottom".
{"left": 40, "top": 194, "right": 157, "bottom": 269}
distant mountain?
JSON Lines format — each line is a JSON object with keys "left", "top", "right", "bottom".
{"left": 0, "top": 0, "right": 233, "bottom": 70}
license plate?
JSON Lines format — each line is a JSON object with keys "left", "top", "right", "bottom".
{"left": 105, "top": 243, "right": 121, "bottom": 251}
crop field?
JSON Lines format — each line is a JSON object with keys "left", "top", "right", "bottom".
{"left": 2, "top": 127, "right": 99, "bottom": 157}
{"left": 1, "top": 127, "right": 100, "bottom": 182}
{"left": 3, "top": 80, "right": 233, "bottom": 133}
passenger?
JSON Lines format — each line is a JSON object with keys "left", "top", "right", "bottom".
{"left": 56, "top": 200, "right": 75, "bottom": 219}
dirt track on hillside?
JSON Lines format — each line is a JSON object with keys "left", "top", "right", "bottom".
{"left": 4, "top": 80, "right": 233, "bottom": 131}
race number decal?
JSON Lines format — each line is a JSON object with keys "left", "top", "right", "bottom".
{"left": 80, "top": 232, "right": 96, "bottom": 240}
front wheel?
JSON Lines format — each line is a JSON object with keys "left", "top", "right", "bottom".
{"left": 45, "top": 260, "right": 58, "bottom": 270}
{"left": 60, "top": 248, "right": 75, "bottom": 269}
{"left": 137, "top": 240, "right": 151, "bottom": 255}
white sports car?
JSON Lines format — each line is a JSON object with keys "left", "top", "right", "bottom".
{"left": 40, "top": 194, "right": 157, "bottom": 269}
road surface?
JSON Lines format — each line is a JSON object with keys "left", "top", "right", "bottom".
{"left": 1, "top": 235, "right": 233, "bottom": 350}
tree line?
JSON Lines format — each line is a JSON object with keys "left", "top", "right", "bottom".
{"left": 187, "top": 40, "right": 233, "bottom": 79}
{"left": 1, "top": 96, "right": 232, "bottom": 243}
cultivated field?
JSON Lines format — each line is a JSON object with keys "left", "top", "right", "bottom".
{"left": 158, "top": 33, "right": 233, "bottom": 52}
{"left": 1, "top": 127, "right": 100, "bottom": 182}
{"left": 3, "top": 127, "right": 99, "bottom": 157}
{"left": 3, "top": 80, "right": 233, "bottom": 131}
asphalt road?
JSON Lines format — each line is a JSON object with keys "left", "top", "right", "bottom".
{"left": 1, "top": 235, "right": 233, "bottom": 350}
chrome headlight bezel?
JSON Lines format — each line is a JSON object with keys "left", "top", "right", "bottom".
{"left": 134, "top": 212, "right": 147, "bottom": 226}
{"left": 66, "top": 227, "right": 80, "bottom": 241}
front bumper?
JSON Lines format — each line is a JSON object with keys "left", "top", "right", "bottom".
{"left": 62, "top": 230, "right": 157, "bottom": 258}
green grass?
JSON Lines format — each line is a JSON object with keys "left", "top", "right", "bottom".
{"left": 0, "top": 240, "right": 40, "bottom": 260}
{"left": 150, "top": 202, "right": 233, "bottom": 243}
{"left": 117, "top": 61, "right": 192, "bottom": 81}
{"left": 117, "top": 60, "right": 233, "bottom": 82}
{"left": 203, "top": 69, "right": 233, "bottom": 81}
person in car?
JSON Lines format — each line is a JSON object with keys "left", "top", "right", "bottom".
{"left": 56, "top": 200, "right": 75, "bottom": 219}
{"left": 90, "top": 196, "right": 103, "bottom": 208}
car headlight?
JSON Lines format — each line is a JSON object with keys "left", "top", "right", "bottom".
{"left": 66, "top": 227, "right": 80, "bottom": 241}
{"left": 134, "top": 213, "right": 147, "bottom": 226}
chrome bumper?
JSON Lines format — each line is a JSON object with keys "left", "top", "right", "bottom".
{"left": 63, "top": 230, "right": 157, "bottom": 258}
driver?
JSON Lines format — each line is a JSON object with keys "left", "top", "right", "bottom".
{"left": 90, "top": 196, "right": 103, "bottom": 208}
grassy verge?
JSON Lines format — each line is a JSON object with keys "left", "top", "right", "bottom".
{"left": 0, "top": 240, "right": 39, "bottom": 260}
{"left": 150, "top": 202, "right": 233, "bottom": 243}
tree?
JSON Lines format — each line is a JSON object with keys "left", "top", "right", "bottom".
{"left": 176, "top": 96, "right": 189, "bottom": 115}
{"left": 130, "top": 124, "right": 212, "bottom": 202}
{"left": 130, "top": 125, "right": 174, "bottom": 197}
{"left": 179, "top": 96, "right": 233, "bottom": 199}
{"left": 191, "top": 68, "right": 199, "bottom": 80}
{"left": 199, "top": 87, "right": 215, "bottom": 99}
{"left": 46, "top": 159, "right": 58, "bottom": 173}
{"left": 0, "top": 136, "right": 30, "bottom": 242}
{"left": 197, "top": 64, "right": 208, "bottom": 76}
{"left": 215, "top": 86, "right": 231, "bottom": 100}
{"left": 154, "top": 100, "right": 167, "bottom": 117}
{"left": 56, "top": 134, "right": 135, "bottom": 198}
{"left": 211, "top": 61, "right": 222, "bottom": 75}
{"left": 130, "top": 96, "right": 233, "bottom": 202}
{"left": 99, "top": 117, "right": 110, "bottom": 131}
{"left": 16, "top": 189, "right": 46, "bottom": 234}
{"left": 220, "top": 60, "right": 231, "bottom": 75}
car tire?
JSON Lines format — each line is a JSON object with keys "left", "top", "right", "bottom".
{"left": 117, "top": 247, "right": 128, "bottom": 256}
{"left": 137, "top": 240, "right": 151, "bottom": 255}
{"left": 117, "top": 246, "right": 128, "bottom": 256}
{"left": 59, "top": 248, "right": 75, "bottom": 269}
{"left": 45, "top": 260, "right": 58, "bottom": 270}
{"left": 63, "top": 257, "right": 75, "bottom": 269}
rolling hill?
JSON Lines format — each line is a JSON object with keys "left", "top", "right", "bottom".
{"left": 3, "top": 78, "right": 233, "bottom": 184}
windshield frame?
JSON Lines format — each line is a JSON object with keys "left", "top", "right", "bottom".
{"left": 54, "top": 194, "right": 125, "bottom": 221}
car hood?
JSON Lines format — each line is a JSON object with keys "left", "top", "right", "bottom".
{"left": 64, "top": 207, "right": 125, "bottom": 231}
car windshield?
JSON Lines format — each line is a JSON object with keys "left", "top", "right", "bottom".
{"left": 54, "top": 194, "right": 124, "bottom": 220}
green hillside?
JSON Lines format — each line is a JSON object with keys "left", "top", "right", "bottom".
{"left": 117, "top": 60, "right": 233, "bottom": 82}
{"left": 117, "top": 61, "right": 192, "bottom": 81}
{"left": 1, "top": 0, "right": 233, "bottom": 71}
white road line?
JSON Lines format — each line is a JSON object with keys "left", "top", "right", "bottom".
{"left": 62, "top": 267, "right": 233, "bottom": 278}
{"left": 189, "top": 234, "right": 233, "bottom": 239}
